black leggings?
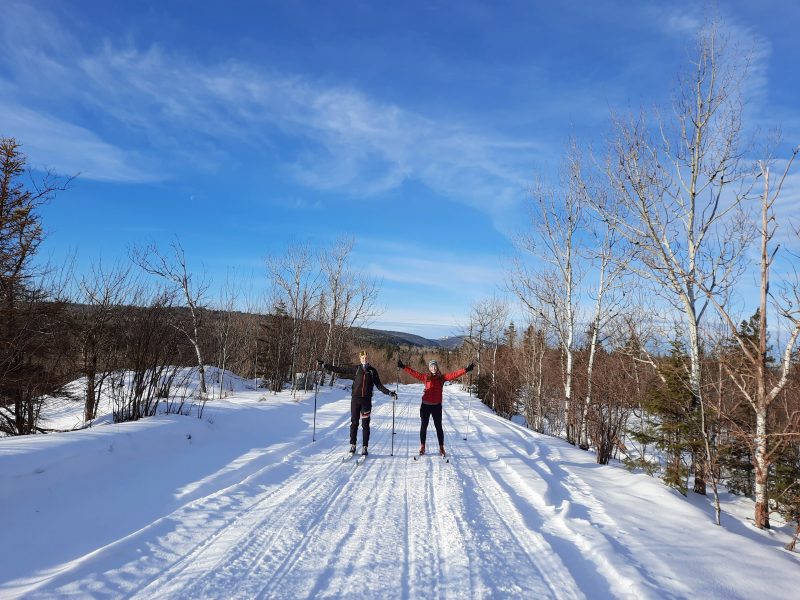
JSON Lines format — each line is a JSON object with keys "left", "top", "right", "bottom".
{"left": 420, "top": 403, "right": 444, "bottom": 446}
{"left": 350, "top": 398, "right": 372, "bottom": 446}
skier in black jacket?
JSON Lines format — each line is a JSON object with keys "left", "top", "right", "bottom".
{"left": 318, "top": 350, "right": 396, "bottom": 456}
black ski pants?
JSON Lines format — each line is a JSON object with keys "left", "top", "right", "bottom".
{"left": 350, "top": 397, "right": 372, "bottom": 446}
{"left": 420, "top": 403, "right": 444, "bottom": 446}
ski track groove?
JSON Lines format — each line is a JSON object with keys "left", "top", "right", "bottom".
{"left": 312, "top": 395, "right": 414, "bottom": 598}
{"left": 257, "top": 403, "right": 406, "bottom": 598}
{"left": 454, "top": 435, "right": 578, "bottom": 597}
{"left": 406, "top": 405, "right": 440, "bottom": 598}
{"left": 250, "top": 459, "right": 358, "bottom": 593}
{"left": 475, "top": 405, "right": 682, "bottom": 599}
{"left": 436, "top": 389, "right": 570, "bottom": 598}
{"left": 130, "top": 421, "right": 358, "bottom": 598}
{"left": 470, "top": 408, "right": 601, "bottom": 598}
{"left": 139, "top": 397, "right": 408, "bottom": 599}
{"left": 13, "top": 384, "right": 702, "bottom": 599}
{"left": 146, "top": 395, "right": 408, "bottom": 598}
{"left": 245, "top": 463, "right": 358, "bottom": 598}
{"left": 22, "top": 401, "right": 355, "bottom": 599}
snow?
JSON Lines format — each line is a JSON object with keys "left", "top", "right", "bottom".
{"left": 1, "top": 373, "right": 798, "bottom": 599}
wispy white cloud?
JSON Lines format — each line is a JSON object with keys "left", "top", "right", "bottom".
{"left": 0, "top": 101, "right": 160, "bottom": 183}
{"left": 659, "top": 12, "right": 704, "bottom": 36}
{"left": 769, "top": 160, "right": 800, "bottom": 242}
{"left": 368, "top": 256, "right": 500, "bottom": 292}
{"left": 352, "top": 239, "right": 507, "bottom": 329}
{"left": 0, "top": 1, "right": 541, "bottom": 229}
{"left": 648, "top": 3, "right": 772, "bottom": 116}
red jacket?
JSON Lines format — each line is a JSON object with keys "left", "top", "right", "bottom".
{"left": 403, "top": 366, "right": 467, "bottom": 405}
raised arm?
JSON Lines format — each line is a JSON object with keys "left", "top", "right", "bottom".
{"left": 444, "top": 362, "right": 474, "bottom": 381}
{"left": 318, "top": 360, "right": 356, "bottom": 377}
{"left": 398, "top": 360, "right": 425, "bottom": 382}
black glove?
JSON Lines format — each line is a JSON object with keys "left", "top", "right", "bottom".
{"left": 316, "top": 359, "right": 325, "bottom": 367}
{"left": 397, "top": 359, "right": 405, "bottom": 369}
{"left": 465, "top": 362, "right": 474, "bottom": 372}
{"left": 390, "top": 391, "right": 398, "bottom": 399}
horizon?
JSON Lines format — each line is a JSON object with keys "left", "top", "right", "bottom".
{"left": 2, "top": 1, "right": 799, "bottom": 338}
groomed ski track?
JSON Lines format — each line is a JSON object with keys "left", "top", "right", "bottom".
{"left": 5, "top": 383, "right": 798, "bottom": 599}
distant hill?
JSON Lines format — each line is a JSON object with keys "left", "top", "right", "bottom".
{"left": 65, "top": 302, "right": 466, "bottom": 350}
{"left": 352, "top": 327, "right": 465, "bottom": 349}
{"left": 437, "top": 335, "right": 466, "bottom": 349}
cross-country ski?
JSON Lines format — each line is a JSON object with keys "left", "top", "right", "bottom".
{"left": 413, "top": 453, "right": 450, "bottom": 463}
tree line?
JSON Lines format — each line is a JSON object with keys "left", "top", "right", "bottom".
{"left": 0, "top": 139, "right": 385, "bottom": 437}
{"left": 460, "top": 23, "right": 799, "bottom": 545}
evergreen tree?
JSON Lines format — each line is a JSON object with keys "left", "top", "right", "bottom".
{"left": 716, "top": 310, "right": 767, "bottom": 496}
{"left": 643, "top": 340, "right": 701, "bottom": 494}
{"left": 623, "top": 334, "right": 660, "bottom": 475}
{"left": 772, "top": 441, "right": 800, "bottom": 551}
{"left": 0, "top": 138, "right": 71, "bottom": 435}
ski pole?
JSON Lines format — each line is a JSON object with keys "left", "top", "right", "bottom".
{"left": 391, "top": 367, "right": 398, "bottom": 456}
{"left": 463, "top": 356, "right": 476, "bottom": 440}
{"left": 441, "top": 394, "right": 450, "bottom": 463}
{"left": 464, "top": 397, "right": 470, "bottom": 441}
{"left": 464, "top": 374, "right": 472, "bottom": 441}
{"left": 312, "top": 365, "right": 321, "bottom": 442}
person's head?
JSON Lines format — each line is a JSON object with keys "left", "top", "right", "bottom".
{"left": 359, "top": 350, "right": 368, "bottom": 365}
{"left": 428, "top": 359, "right": 439, "bottom": 374}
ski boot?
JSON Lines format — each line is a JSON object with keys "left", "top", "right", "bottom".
{"left": 419, "top": 443, "right": 426, "bottom": 455}
{"left": 361, "top": 445, "right": 368, "bottom": 456}
{"left": 349, "top": 444, "right": 356, "bottom": 454}
{"left": 439, "top": 445, "right": 446, "bottom": 457}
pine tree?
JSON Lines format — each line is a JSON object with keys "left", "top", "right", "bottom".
{"left": 0, "top": 138, "right": 70, "bottom": 435}
{"left": 716, "top": 311, "right": 766, "bottom": 496}
{"left": 643, "top": 341, "right": 701, "bottom": 494}
{"left": 772, "top": 441, "right": 800, "bottom": 551}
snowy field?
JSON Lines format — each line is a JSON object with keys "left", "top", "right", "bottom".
{"left": 1, "top": 373, "right": 799, "bottom": 599}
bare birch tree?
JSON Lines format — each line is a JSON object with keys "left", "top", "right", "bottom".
{"left": 468, "top": 297, "right": 508, "bottom": 412}
{"left": 323, "top": 244, "right": 381, "bottom": 386}
{"left": 603, "top": 24, "right": 752, "bottom": 491}
{"left": 578, "top": 170, "right": 631, "bottom": 450}
{"left": 267, "top": 243, "right": 321, "bottom": 396}
{"left": 511, "top": 143, "right": 585, "bottom": 444}
{"left": 520, "top": 317, "right": 548, "bottom": 433}
{"left": 696, "top": 146, "right": 800, "bottom": 528}
{"left": 320, "top": 237, "right": 354, "bottom": 363}
{"left": 74, "top": 261, "right": 133, "bottom": 422}
{"left": 213, "top": 270, "right": 239, "bottom": 398}
{"left": 132, "top": 240, "right": 211, "bottom": 396}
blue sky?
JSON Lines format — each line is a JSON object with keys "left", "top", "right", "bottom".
{"left": 2, "top": 1, "right": 799, "bottom": 338}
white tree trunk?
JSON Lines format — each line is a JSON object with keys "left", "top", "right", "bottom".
{"left": 754, "top": 407, "right": 769, "bottom": 528}
{"left": 192, "top": 339, "right": 206, "bottom": 395}
{"left": 563, "top": 284, "right": 575, "bottom": 444}
{"left": 579, "top": 321, "right": 599, "bottom": 449}
{"left": 491, "top": 340, "right": 498, "bottom": 411}
{"left": 580, "top": 258, "right": 607, "bottom": 449}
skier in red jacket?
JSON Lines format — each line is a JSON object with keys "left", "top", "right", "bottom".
{"left": 398, "top": 358, "right": 474, "bottom": 457}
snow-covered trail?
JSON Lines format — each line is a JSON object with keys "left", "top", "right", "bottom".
{"left": 2, "top": 382, "right": 799, "bottom": 599}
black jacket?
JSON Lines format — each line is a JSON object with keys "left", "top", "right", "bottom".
{"left": 323, "top": 363, "right": 392, "bottom": 401}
